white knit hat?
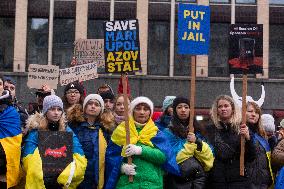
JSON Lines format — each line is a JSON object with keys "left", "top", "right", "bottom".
{"left": 130, "top": 96, "right": 154, "bottom": 117}
{"left": 83, "top": 94, "right": 104, "bottom": 113}
{"left": 261, "top": 114, "right": 275, "bottom": 132}
{"left": 42, "top": 95, "right": 63, "bottom": 115}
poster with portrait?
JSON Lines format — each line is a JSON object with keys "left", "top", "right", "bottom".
{"left": 229, "top": 24, "right": 263, "bottom": 74}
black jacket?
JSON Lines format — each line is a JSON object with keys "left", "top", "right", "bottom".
{"left": 205, "top": 123, "right": 256, "bottom": 189}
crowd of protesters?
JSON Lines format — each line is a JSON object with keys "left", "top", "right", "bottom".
{"left": 1, "top": 74, "right": 284, "bottom": 189}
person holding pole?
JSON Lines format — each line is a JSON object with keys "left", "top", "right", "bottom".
{"left": 104, "top": 96, "right": 179, "bottom": 189}
{"left": 245, "top": 101, "right": 273, "bottom": 189}
{"left": 162, "top": 97, "right": 214, "bottom": 189}
{"left": 205, "top": 95, "right": 256, "bottom": 189}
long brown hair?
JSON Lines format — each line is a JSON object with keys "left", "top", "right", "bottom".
{"left": 247, "top": 101, "right": 267, "bottom": 139}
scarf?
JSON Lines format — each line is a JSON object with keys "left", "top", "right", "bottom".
{"left": 111, "top": 117, "right": 158, "bottom": 157}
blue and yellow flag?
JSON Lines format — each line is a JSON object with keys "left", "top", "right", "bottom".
{"left": 0, "top": 106, "right": 22, "bottom": 188}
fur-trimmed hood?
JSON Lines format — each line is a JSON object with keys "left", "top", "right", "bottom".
{"left": 25, "top": 112, "right": 67, "bottom": 131}
{"left": 66, "top": 104, "right": 115, "bottom": 133}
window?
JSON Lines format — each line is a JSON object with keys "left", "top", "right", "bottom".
{"left": 148, "top": 21, "right": 170, "bottom": 75}
{"left": 270, "top": 0, "right": 284, "bottom": 4}
{"left": 210, "top": 0, "right": 230, "bottom": 3}
{"left": 27, "top": 18, "right": 48, "bottom": 68}
{"left": 208, "top": 23, "right": 229, "bottom": 77}
{"left": 0, "top": 18, "right": 15, "bottom": 72}
{"left": 236, "top": 0, "right": 256, "bottom": 4}
{"left": 269, "top": 25, "right": 284, "bottom": 78}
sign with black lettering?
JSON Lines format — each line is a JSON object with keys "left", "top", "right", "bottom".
{"left": 104, "top": 19, "right": 141, "bottom": 73}
{"left": 38, "top": 131, "right": 73, "bottom": 184}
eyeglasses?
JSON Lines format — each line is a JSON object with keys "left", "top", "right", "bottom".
{"left": 66, "top": 90, "right": 80, "bottom": 95}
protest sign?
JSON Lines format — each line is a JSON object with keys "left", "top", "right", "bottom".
{"left": 74, "top": 39, "right": 105, "bottom": 68}
{"left": 38, "top": 131, "right": 73, "bottom": 184}
{"left": 59, "top": 62, "right": 98, "bottom": 86}
{"left": 27, "top": 64, "right": 59, "bottom": 89}
{"left": 104, "top": 19, "right": 141, "bottom": 73}
{"left": 178, "top": 4, "right": 210, "bottom": 55}
{"left": 229, "top": 24, "right": 263, "bottom": 74}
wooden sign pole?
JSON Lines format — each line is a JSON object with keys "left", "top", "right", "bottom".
{"left": 189, "top": 55, "right": 196, "bottom": 133}
{"left": 240, "top": 73, "right": 247, "bottom": 176}
{"left": 122, "top": 73, "right": 133, "bottom": 182}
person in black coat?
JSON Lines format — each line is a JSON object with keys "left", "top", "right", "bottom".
{"left": 205, "top": 95, "right": 256, "bottom": 189}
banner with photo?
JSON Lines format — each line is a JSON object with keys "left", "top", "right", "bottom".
{"left": 178, "top": 4, "right": 210, "bottom": 55}
{"left": 104, "top": 19, "right": 141, "bottom": 73}
{"left": 229, "top": 24, "right": 263, "bottom": 74}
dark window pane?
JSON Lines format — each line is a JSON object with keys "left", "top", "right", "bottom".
{"left": 269, "top": 25, "right": 284, "bottom": 78}
{"left": 88, "top": 19, "right": 106, "bottom": 39}
{"left": 148, "top": 21, "right": 170, "bottom": 75}
{"left": 53, "top": 19, "right": 75, "bottom": 69}
{"left": 208, "top": 23, "right": 229, "bottom": 77}
{"left": 0, "top": 18, "right": 15, "bottom": 72}
{"left": 27, "top": 18, "right": 48, "bottom": 68}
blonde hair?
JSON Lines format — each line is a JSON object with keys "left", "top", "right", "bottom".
{"left": 247, "top": 101, "right": 267, "bottom": 139}
{"left": 210, "top": 95, "right": 241, "bottom": 133}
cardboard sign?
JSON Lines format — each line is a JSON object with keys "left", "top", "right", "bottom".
{"left": 104, "top": 19, "right": 141, "bottom": 73}
{"left": 74, "top": 39, "right": 105, "bottom": 68}
{"left": 59, "top": 62, "right": 98, "bottom": 86}
{"left": 178, "top": 4, "right": 210, "bottom": 55}
{"left": 27, "top": 64, "right": 59, "bottom": 89}
{"left": 38, "top": 131, "right": 73, "bottom": 184}
{"left": 229, "top": 24, "right": 263, "bottom": 74}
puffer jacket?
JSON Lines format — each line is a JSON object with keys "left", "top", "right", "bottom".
{"left": 205, "top": 123, "right": 256, "bottom": 189}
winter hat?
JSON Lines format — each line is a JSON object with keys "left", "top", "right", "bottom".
{"left": 162, "top": 96, "right": 176, "bottom": 112}
{"left": 172, "top": 97, "right": 190, "bottom": 112}
{"left": 279, "top": 119, "right": 284, "bottom": 129}
{"left": 43, "top": 95, "right": 63, "bottom": 115}
{"left": 64, "top": 81, "right": 84, "bottom": 95}
{"left": 83, "top": 94, "right": 104, "bottom": 113}
{"left": 130, "top": 96, "right": 154, "bottom": 117}
{"left": 4, "top": 76, "right": 16, "bottom": 85}
{"left": 100, "top": 91, "right": 115, "bottom": 101}
{"left": 261, "top": 114, "right": 275, "bottom": 132}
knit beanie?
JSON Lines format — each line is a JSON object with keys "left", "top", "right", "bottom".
{"left": 261, "top": 114, "right": 275, "bottom": 132}
{"left": 83, "top": 94, "right": 104, "bottom": 113}
{"left": 42, "top": 95, "right": 63, "bottom": 115}
{"left": 100, "top": 91, "right": 115, "bottom": 101}
{"left": 172, "top": 97, "right": 190, "bottom": 113}
{"left": 130, "top": 96, "right": 154, "bottom": 117}
{"left": 162, "top": 96, "right": 176, "bottom": 112}
{"left": 64, "top": 81, "right": 84, "bottom": 95}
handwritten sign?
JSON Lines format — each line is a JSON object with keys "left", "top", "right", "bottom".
{"left": 178, "top": 4, "right": 210, "bottom": 55}
{"left": 229, "top": 24, "right": 263, "bottom": 74}
{"left": 59, "top": 62, "right": 98, "bottom": 86}
{"left": 74, "top": 39, "right": 105, "bottom": 68}
{"left": 104, "top": 19, "right": 141, "bottom": 73}
{"left": 27, "top": 64, "right": 59, "bottom": 89}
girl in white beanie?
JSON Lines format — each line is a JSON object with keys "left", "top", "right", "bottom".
{"left": 105, "top": 96, "right": 180, "bottom": 189}
{"left": 67, "top": 94, "right": 114, "bottom": 189}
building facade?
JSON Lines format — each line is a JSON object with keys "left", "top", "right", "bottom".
{"left": 1, "top": 0, "right": 284, "bottom": 122}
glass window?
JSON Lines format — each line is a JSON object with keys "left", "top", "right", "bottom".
{"left": 52, "top": 19, "right": 75, "bottom": 69}
{"left": 208, "top": 23, "right": 229, "bottom": 77}
{"left": 27, "top": 18, "right": 48, "bottom": 68}
{"left": 88, "top": 19, "right": 105, "bottom": 39}
{"left": 148, "top": 21, "right": 170, "bottom": 75}
{"left": 236, "top": 0, "right": 256, "bottom": 3}
{"left": 210, "top": 0, "right": 230, "bottom": 3}
{"left": 0, "top": 18, "right": 15, "bottom": 72}
{"left": 270, "top": 0, "right": 284, "bottom": 4}
{"left": 269, "top": 25, "right": 284, "bottom": 78}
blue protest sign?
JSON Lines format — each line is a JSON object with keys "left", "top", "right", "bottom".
{"left": 178, "top": 4, "right": 210, "bottom": 55}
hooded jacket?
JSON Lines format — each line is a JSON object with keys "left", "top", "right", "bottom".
{"left": 22, "top": 112, "right": 87, "bottom": 189}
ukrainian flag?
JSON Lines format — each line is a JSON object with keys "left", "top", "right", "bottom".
{"left": 0, "top": 106, "right": 22, "bottom": 188}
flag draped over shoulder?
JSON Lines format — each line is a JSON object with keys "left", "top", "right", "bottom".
{"left": 0, "top": 106, "right": 22, "bottom": 188}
